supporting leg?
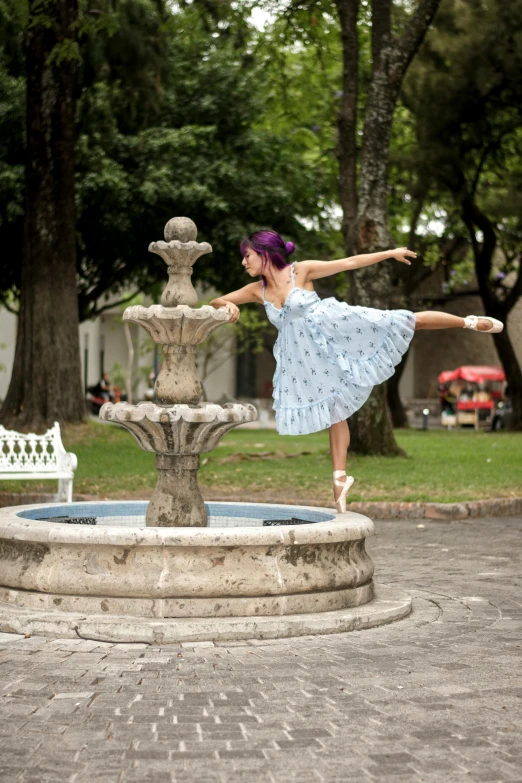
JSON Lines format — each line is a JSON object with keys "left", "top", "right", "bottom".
{"left": 329, "top": 420, "right": 350, "bottom": 502}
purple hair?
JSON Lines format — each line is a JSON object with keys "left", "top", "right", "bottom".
{"left": 240, "top": 230, "right": 295, "bottom": 287}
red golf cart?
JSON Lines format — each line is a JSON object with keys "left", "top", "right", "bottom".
{"left": 438, "top": 365, "right": 506, "bottom": 430}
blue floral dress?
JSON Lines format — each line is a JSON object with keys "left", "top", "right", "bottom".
{"left": 263, "top": 263, "right": 416, "bottom": 436}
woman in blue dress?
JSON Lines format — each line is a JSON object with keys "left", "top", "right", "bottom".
{"left": 210, "top": 230, "right": 503, "bottom": 512}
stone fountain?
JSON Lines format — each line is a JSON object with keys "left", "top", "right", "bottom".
{"left": 99, "top": 216, "right": 257, "bottom": 528}
{"left": 0, "top": 216, "right": 411, "bottom": 643}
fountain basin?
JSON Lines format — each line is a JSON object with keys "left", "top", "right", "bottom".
{"left": 0, "top": 501, "right": 412, "bottom": 642}
{"left": 0, "top": 501, "right": 374, "bottom": 618}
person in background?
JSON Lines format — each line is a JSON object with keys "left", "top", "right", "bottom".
{"left": 93, "top": 372, "right": 113, "bottom": 402}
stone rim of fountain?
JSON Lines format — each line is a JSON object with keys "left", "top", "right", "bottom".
{"left": 0, "top": 501, "right": 372, "bottom": 546}
{"left": 0, "top": 500, "right": 412, "bottom": 642}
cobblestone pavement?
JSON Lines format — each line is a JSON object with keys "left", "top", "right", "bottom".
{"left": 1, "top": 516, "right": 521, "bottom": 783}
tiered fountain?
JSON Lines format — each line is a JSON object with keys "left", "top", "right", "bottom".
{"left": 0, "top": 217, "right": 411, "bottom": 643}
{"left": 99, "top": 216, "right": 257, "bottom": 527}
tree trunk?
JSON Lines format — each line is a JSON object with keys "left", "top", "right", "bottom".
{"left": 334, "top": 0, "right": 442, "bottom": 455}
{"left": 0, "top": 1, "right": 84, "bottom": 432}
{"left": 387, "top": 349, "right": 410, "bottom": 428}
{"left": 492, "top": 328, "right": 522, "bottom": 431}
{"left": 461, "top": 196, "right": 522, "bottom": 431}
{"left": 349, "top": 53, "right": 404, "bottom": 454}
{"left": 334, "top": 0, "right": 359, "bottom": 257}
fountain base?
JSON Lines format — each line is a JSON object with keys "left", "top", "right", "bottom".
{"left": 0, "top": 501, "right": 412, "bottom": 642}
{"left": 0, "top": 584, "right": 411, "bottom": 643}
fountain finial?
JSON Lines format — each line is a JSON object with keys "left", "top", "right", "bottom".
{"left": 164, "top": 216, "right": 198, "bottom": 243}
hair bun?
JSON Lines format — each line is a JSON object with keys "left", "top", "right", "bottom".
{"left": 285, "top": 241, "right": 295, "bottom": 256}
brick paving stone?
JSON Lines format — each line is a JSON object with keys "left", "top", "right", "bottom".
{"left": 0, "top": 515, "right": 521, "bottom": 782}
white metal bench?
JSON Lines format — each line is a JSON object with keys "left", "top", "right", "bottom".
{"left": 0, "top": 421, "right": 78, "bottom": 502}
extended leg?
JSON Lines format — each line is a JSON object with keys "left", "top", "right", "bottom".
{"left": 415, "top": 311, "right": 465, "bottom": 330}
{"left": 415, "top": 311, "right": 502, "bottom": 332}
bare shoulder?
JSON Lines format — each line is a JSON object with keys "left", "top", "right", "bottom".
{"left": 238, "top": 280, "right": 264, "bottom": 304}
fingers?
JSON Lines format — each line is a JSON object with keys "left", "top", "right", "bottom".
{"left": 224, "top": 303, "right": 240, "bottom": 322}
{"left": 395, "top": 248, "right": 417, "bottom": 265}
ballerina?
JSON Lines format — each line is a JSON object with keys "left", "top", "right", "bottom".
{"left": 210, "top": 230, "right": 503, "bottom": 513}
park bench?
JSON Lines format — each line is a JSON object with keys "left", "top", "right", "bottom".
{"left": 0, "top": 421, "right": 77, "bottom": 502}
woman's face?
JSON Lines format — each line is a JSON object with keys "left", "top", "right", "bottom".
{"left": 242, "top": 246, "right": 265, "bottom": 277}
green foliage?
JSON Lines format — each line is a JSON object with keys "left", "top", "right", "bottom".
{"left": 196, "top": 299, "right": 275, "bottom": 397}
{"left": 2, "top": 0, "right": 521, "bottom": 316}
{"left": 0, "top": 0, "right": 323, "bottom": 317}
{"left": 401, "top": 0, "right": 522, "bottom": 282}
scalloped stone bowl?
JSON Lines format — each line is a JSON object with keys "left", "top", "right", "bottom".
{"left": 0, "top": 500, "right": 411, "bottom": 642}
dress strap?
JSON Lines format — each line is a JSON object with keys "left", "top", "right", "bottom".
{"left": 289, "top": 262, "right": 296, "bottom": 288}
{"left": 261, "top": 281, "right": 266, "bottom": 303}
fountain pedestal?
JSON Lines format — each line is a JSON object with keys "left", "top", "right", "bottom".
{"left": 149, "top": 454, "right": 205, "bottom": 527}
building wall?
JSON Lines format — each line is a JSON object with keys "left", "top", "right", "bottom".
{"left": 0, "top": 309, "right": 17, "bottom": 402}
{"left": 402, "top": 265, "right": 522, "bottom": 398}
{"left": 412, "top": 294, "right": 500, "bottom": 397}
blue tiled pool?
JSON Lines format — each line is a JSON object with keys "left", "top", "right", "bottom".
{"left": 16, "top": 501, "right": 335, "bottom": 528}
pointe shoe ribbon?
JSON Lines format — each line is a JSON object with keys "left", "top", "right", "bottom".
{"left": 463, "top": 315, "right": 504, "bottom": 334}
{"left": 333, "top": 470, "right": 354, "bottom": 514}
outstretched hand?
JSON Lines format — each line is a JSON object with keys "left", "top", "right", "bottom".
{"left": 223, "top": 301, "right": 240, "bottom": 323}
{"left": 391, "top": 247, "right": 417, "bottom": 265}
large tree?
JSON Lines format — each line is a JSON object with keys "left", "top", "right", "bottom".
{"left": 1, "top": 0, "right": 85, "bottom": 430}
{"left": 0, "top": 1, "right": 321, "bottom": 320}
{"left": 260, "top": 0, "right": 443, "bottom": 452}
{"left": 402, "top": 0, "right": 522, "bottom": 429}
{"left": 332, "top": 0, "right": 443, "bottom": 454}
{"left": 0, "top": 0, "right": 323, "bottom": 429}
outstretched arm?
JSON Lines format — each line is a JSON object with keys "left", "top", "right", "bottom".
{"left": 300, "top": 248, "right": 417, "bottom": 281}
{"left": 209, "top": 282, "right": 262, "bottom": 323}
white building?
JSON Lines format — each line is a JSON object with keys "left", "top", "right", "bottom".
{"left": 0, "top": 295, "right": 237, "bottom": 405}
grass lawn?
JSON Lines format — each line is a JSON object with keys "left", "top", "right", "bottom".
{"left": 1, "top": 420, "right": 521, "bottom": 505}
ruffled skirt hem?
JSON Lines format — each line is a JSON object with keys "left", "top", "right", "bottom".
{"left": 274, "top": 309, "right": 416, "bottom": 436}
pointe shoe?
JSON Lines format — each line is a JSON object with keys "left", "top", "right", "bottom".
{"left": 463, "top": 315, "right": 504, "bottom": 334}
{"left": 333, "top": 470, "right": 354, "bottom": 514}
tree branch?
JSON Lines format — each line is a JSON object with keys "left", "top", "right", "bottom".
{"left": 371, "top": 0, "right": 391, "bottom": 69}
{"left": 505, "top": 261, "right": 522, "bottom": 313}
{"left": 81, "top": 289, "right": 143, "bottom": 321}
{"left": 461, "top": 196, "right": 497, "bottom": 308}
{"left": 333, "top": 0, "right": 359, "bottom": 254}
{"left": 471, "top": 143, "right": 494, "bottom": 197}
{"left": 391, "top": 0, "right": 443, "bottom": 87}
